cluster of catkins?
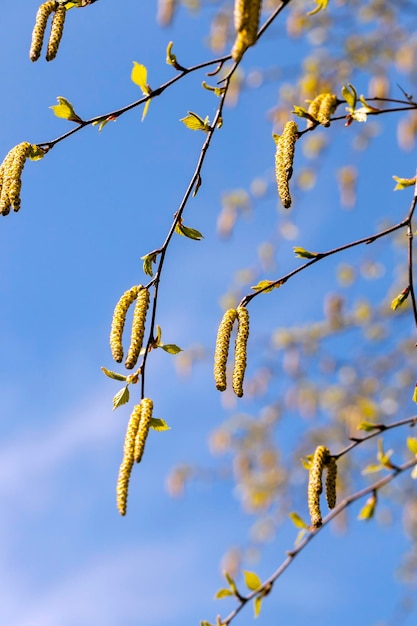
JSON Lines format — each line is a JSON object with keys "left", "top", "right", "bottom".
{"left": 29, "top": 1, "right": 66, "bottom": 62}
{"left": 117, "top": 398, "right": 154, "bottom": 516}
{"left": 110, "top": 285, "right": 153, "bottom": 515}
{"left": 110, "top": 285, "right": 150, "bottom": 370}
{"left": 307, "top": 92, "right": 339, "bottom": 128}
{"left": 0, "top": 142, "right": 33, "bottom": 215}
{"left": 214, "top": 306, "right": 250, "bottom": 398}
{"left": 307, "top": 445, "right": 338, "bottom": 528}
{"left": 231, "top": 0, "right": 262, "bottom": 62}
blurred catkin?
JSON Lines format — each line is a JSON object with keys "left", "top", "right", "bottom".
{"left": 231, "top": 0, "right": 262, "bottom": 61}
{"left": 325, "top": 456, "right": 337, "bottom": 509}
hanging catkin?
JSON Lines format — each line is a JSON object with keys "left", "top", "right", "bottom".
{"left": 29, "top": 1, "right": 58, "bottom": 62}
{"left": 308, "top": 445, "right": 330, "bottom": 528}
{"left": 125, "top": 287, "right": 150, "bottom": 370}
{"left": 134, "top": 398, "right": 153, "bottom": 463}
{"left": 231, "top": 0, "right": 262, "bottom": 62}
{"left": 110, "top": 286, "right": 140, "bottom": 363}
{"left": 46, "top": 4, "right": 67, "bottom": 61}
{"left": 214, "top": 309, "right": 238, "bottom": 391}
{"left": 275, "top": 121, "right": 298, "bottom": 209}
{"left": 116, "top": 404, "right": 142, "bottom": 516}
{"left": 232, "top": 306, "right": 250, "bottom": 397}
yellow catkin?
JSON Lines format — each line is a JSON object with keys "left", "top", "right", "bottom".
{"left": 308, "top": 445, "right": 330, "bottom": 528}
{"left": 231, "top": 0, "right": 262, "bottom": 61}
{"left": 214, "top": 308, "right": 238, "bottom": 391}
{"left": 134, "top": 398, "right": 153, "bottom": 463}
{"left": 116, "top": 404, "right": 142, "bottom": 516}
{"left": 232, "top": 306, "right": 250, "bottom": 398}
{"left": 275, "top": 121, "right": 298, "bottom": 209}
{"left": 316, "top": 93, "right": 338, "bottom": 127}
{"left": 125, "top": 287, "right": 150, "bottom": 370}
{"left": 110, "top": 286, "right": 140, "bottom": 363}
{"left": 29, "top": 1, "right": 58, "bottom": 62}
{"left": 46, "top": 4, "right": 66, "bottom": 61}
{"left": 0, "top": 143, "right": 32, "bottom": 215}
{"left": 325, "top": 456, "right": 337, "bottom": 509}
{"left": 306, "top": 93, "right": 326, "bottom": 128}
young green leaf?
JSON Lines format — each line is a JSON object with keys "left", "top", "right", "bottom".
{"left": 243, "top": 570, "right": 262, "bottom": 591}
{"left": 28, "top": 145, "right": 47, "bottom": 161}
{"left": 50, "top": 97, "right": 83, "bottom": 123}
{"left": 180, "top": 112, "right": 210, "bottom": 132}
{"left": 131, "top": 62, "right": 150, "bottom": 93}
{"left": 149, "top": 418, "right": 171, "bottom": 432}
{"left": 293, "top": 246, "right": 319, "bottom": 259}
{"left": 342, "top": 83, "right": 357, "bottom": 110}
{"left": 175, "top": 221, "right": 204, "bottom": 240}
{"left": 92, "top": 115, "right": 117, "bottom": 132}
{"left": 357, "top": 421, "right": 379, "bottom": 432}
{"left": 112, "top": 385, "right": 130, "bottom": 410}
{"left": 358, "top": 494, "right": 377, "bottom": 520}
{"left": 301, "top": 454, "right": 314, "bottom": 470}
{"left": 141, "top": 251, "right": 158, "bottom": 276}
{"left": 407, "top": 437, "right": 417, "bottom": 455}
{"left": 214, "top": 588, "right": 234, "bottom": 599}
{"left": 250, "top": 279, "right": 279, "bottom": 293}
{"left": 393, "top": 175, "right": 416, "bottom": 191}
{"left": 289, "top": 511, "right": 309, "bottom": 529}
{"left": 391, "top": 287, "right": 410, "bottom": 310}
{"left": 254, "top": 595, "right": 263, "bottom": 618}
{"left": 292, "top": 105, "right": 315, "bottom": 121}
{"left": 101, "top": 366, "right": 128, "bottom": 382}
{"left": 160, "top": 344, "right": 183, "bottom": 354}
{"left": 202, "top": 81, "right": 226, "bottom": 97}
{"left": 223, "top": 571, "right": 238, "bottom": 595}
{"left": 413, "top": 384, "right": 417, "bottom": 404}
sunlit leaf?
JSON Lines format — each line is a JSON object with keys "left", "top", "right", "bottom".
{"left": 413, "top": 384, "right": 417, "bottom": 404}
{"left": 214, "top": 588, "right": 234, "bottom": 599}
{"left": 243, "top": 570, "right": 262, "bottom": 591}
{"left": 224, "top": 571, "right": 238, "bottom": 595}
{"left": 254, "top": 596, "right": 263, "bottom": 618}
{"left": 112, "top": 386, "right": 130, "bottom": 410}
{"left": 180, "top": 111, "right": 210, "bottom": 132}
{"left": 149, "top": 418, "right": 171, "bottom": 432}
{"left": 141, "top": 251, "right": 158, "bottom": 277}
{"left": 131, "top": 62, "right": 150, "bottom": 94}
{"left": 391, "top": 287, "right": 410, "bottom": 310}
{"left": 392, "top": 175, "right": 416, "bottom": 191}
{"left": 407, "top": 437, "right": 417, "bottom": 455}
{"left": 301, "top": 454, "right": 313, "bottom": 470}
{"left": 250, "top": 279, "right": 279, "bottom": 293}
{"left": 342, "top": 83, "right": 357, "bottom": 110}
{"left": 50, "top": 96, "right": 83, "bottom": 123}
{"left": 289, "top": 511, "right": 309, "bottom": 529}
{"left": 292, "top": 105, "right": 314, "bottom": 121}
{"left": 308, "top": 0, "right": 329, "bottom": 15}
{"left": 357, "top": 421, "right": 379, "bottom": 432}
{"left": 293, "top": 246, "right": 319, "bottom": 259}
{"left": 101, "top": 366, "right": 127, "bottom": 382}
{"left": 362, "top": 463, "right": 383, "bottom": 474}
{"left": 160, "top": 344, "right": 183, "bottom": 354}
{"left": 175, "top": 221, "right": 204, "bottom": 240}
{"left": 358, "top": 494, "right": 377, "bottom": 520}
{"left": 28, "top": 145, "right": 47, "bottom": 161}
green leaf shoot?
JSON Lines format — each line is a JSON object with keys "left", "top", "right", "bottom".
{"left": 101, "top": 366, "right": 128, "bottom": 382}
{"left": 250, "top": 279, "right": 279, "bottom": 293}
{"left": 393, "top": 175, "right": 416, "bottom": 191}
{"left": 289, "top": 511, "right": 309, "bottom": 529}
{"left": 112, "top": 385, "right": 130, "bottom": 410}
{"left": 243, "top": 570, "right": 262, "bottom": 591}
{"left": 293, "top": 246, "right": 319, "bottom": 259}
{"left": 28, "top": 145, "right": 47, "bottom": 161}
{"left": 308, "top": 0, "right": 329, "bottom": 16}
{"left": 50, "top": 96, "right": 83, "bottom": 123}
{"left": 342, "top": 83, "right": 357, "bottom": 110}
{"left": 175, "top": 221, "right": 204, "bottom": 240}
{"left": 413, "top": 384, "right": 417, "bottom": 404}
{"left": 253, "top": 595, "right": 263, "bottom": 618}
{"left": 92, "top": 115, "right": 117, "bottom": 132}
{"left": 149, "top": 418, "right": 171, "bottom": 432}
{"left": 407, "top": 437, "right": 417, "bottom": 455}
{"left": 142, "top": 251, "right": 159, "bottom": 276}
{"left": 180, "top": 111, "right": 211, "bottom": 132}
{"left": 160, "top": 344, "right": 183, "bottom": 354}
{"left": 214, "top": 588, "right": 234, "bottom": 599}
{"left": 391, "top": 287, "right": 410, "bottom": 310}
{"left": 357, "top": 421, "right": 379, "bottom": 432}
{"left": 358, "top": 494, "right": 377, "bottom": 521}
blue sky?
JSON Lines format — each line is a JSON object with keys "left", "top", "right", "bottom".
{"left": 1, "top": 1, "right": 417, "bottom": 625}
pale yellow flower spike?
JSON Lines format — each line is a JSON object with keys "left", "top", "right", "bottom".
{"left": 231, "top": 0, "right": 262, "bottom": 62}
{"left": 317, "top": 93, "right": 338, "bottom": 127}
{"left": 125, "top": 287, "right": 150, "bottom": 370}
{"left": 110, "top": 286, "right": 140, "bottom": 363}
{"left": 307, "top": 93, "right": 326, "bottom": 128}
{"left": 325, "top": 456, "right": 337, "bottom": 509}
{"left": 134, "top": 398, "right": 153, "bottom": 463}
{"left": 0, "top": 142, "right": 32, "bottom": 215}
{"left": 232, "top": 306, "right": 250, "bottom": 398}
{"left": 275, "top": 121, "right": 298, "bottom": 209}
{"left": 46, "top": 4, "right": 66, "bottom": 61}
{"left": 214, "top": 308, "right": 238, "bottom": 391}
{"left": 29, "top": 1, "right": 58, "bottom": 62}
{"left": 116, "top": 404, "right": 142, "bottom": 516}
{"left": 308, "top": 445, "right": 330, "bottom": 528}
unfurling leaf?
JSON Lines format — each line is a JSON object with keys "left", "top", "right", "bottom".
{"left": 301, "top": 454, "right": 314, "bottom": 470}
{"left": 160, "top": 344, "right": 183, "bottom": 354}
{"left": 50, "top": 96, "right": 83, "bottom": 123}
{"left": 243, "top": 570, "right": 262, "bottom": 591}
{"left": 112, "top": 385, "right": 130, "bottom": 410}
{"left": 101, "top": 366, "right": 127, "bottom": 382}
{"left": 28, "top": 145, "right": 47, "bottom": 161}
{"left": 413, "top": 384, "right": 417, "bottom": 404}
{"left": 250, "top": 279, "right": 279, "bottom": 293}
{"left": 254, "top": 595, "right": 263, "bottom": 618}
{"left": 308, "top": 0, "right": 329, "bottom": 15}
{"left": 289, "top": 511, "right": 309, "bottom": 529}
{"left": 224, "top": 571, "right": 238, "bottom": 595}
{"left": 149, "top": 418, "right": 171, "bottom": 431}
{"left": 293, "top": 246, "right": 319, "bottom": 259}
{"left": 214, "top": 588, "right": 234, "bottom": 599}
{"left": 393, "top": 175, "right": 416, "bottom": 191}
{"left": 391, "top": 287, "right": 410, "bottom": 310}
{"left": 92, "top": 115, "right": 117, "bottom": 132}
{"left": 362, "top": 463, "right": 384, "bottom": 474}
{"left": 193, "top": 174, "right": 202, "bottom": 197}
{"left": 358, "top": 494, "right": 377, "bottom": 520}
{"left": 202, "top": 81, "right": 226, "bottom": 97}
{"left": 175, "top": 220, "right": 204, "bottom": 240}
{"left": 407, "top": 437, "right": 417, "bottom": 455}
{"left": 342, "top": 83, "right": 357, "bottom": 110}
{"left": 180, "top": 111, "right": 211, "bottom": 132}
{"left": 142, "top": 251, "right": 159, "bottom": 276}
{"left": 131, "top": 62, "right": 150, "bottom": 94}
{"left": 292, "top": 105, "right": 315, "bottom": 122}
{"left": 357, "top": 421, "right": 379, "bottom": 432}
